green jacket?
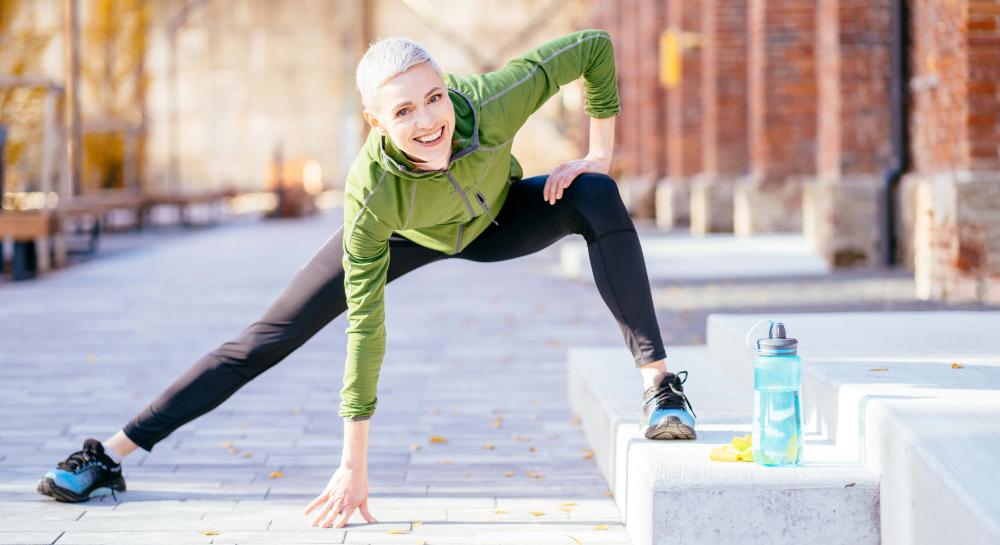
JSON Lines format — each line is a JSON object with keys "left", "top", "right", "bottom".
{"left": 339, "top": 29, "right": 620, "bottom": 420}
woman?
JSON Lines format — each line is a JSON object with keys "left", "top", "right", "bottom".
{"left": 37, "top": 29, "right": 697, "bottom": 529}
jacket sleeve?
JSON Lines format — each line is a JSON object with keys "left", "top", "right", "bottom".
{"left": 473, "top": 29, "right": 620, "bottom": 141}
{"left": 339, "top": 191, "right": 394, "bottom": 421}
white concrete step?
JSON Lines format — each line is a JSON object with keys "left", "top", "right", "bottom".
{"left": 707, "top": 312, "right": 1000, "bottom": 545}
{"left": 560, "top": 231, "right": 829, "bottom": 283}
{"left": 567, "top": 345, "right": 879, "bottom": 545}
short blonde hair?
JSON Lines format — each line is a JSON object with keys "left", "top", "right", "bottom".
{"left": 356, "top": 37, "right": 443, "bottom": 111}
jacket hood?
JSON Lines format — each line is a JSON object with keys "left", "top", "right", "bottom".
{"left": 375, "top": 87, "right": 480, "bottom": 180}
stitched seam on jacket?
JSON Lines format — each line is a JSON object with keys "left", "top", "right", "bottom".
{"left": 344, "top": 170, "right": 389, "bottom": 314}
{"left": 403, "top": 182, "right": 418, "bottom": 228}
{"left": 480, "top": 32, "right": 608, "bottom": 108}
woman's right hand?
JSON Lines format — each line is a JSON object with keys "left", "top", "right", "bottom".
{"left": 303, "top": 464, "right": 377, "bottom": 528}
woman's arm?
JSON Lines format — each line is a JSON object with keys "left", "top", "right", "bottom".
{"left": 543, "top": 114, "right": 617, "bottom": 204}
{"left": 585, "top": 114, "right": 615, "bottom": 169}
{"left": 342, "top": 419, "right": 370, "bottom": 469}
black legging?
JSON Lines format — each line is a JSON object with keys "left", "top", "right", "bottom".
{"left": 122, "top": 173, "right": 666, "bottom": 451}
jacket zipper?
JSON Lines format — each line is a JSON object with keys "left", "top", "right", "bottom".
{"left": 475, "top": 191, "right": 499, "bottom": 226}
{"left": 445, "top": 170, "right": 475, "bottom": 217}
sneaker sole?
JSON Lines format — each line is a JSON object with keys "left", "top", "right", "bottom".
{"left": 644, "top": 416, "right": 697, "bottom": 440}
{"left": 37, "top": 476, "right": 126, "bottom": 503}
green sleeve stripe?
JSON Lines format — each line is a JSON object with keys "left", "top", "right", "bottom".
{"left": 480, "top": 32, "right": 611, "bottom": 108}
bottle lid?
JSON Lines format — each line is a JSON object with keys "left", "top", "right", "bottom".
{"left": 758, "top": 322, "right": 797, "bottom": 356}
{"left": 745, "top": 319, "right": 798, "bottom": 356}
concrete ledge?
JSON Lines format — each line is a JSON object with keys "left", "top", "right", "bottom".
{"left": 559, "top": 230, "right": 828, "bottom": 283}
{"left": 707, "top": 312, "right": 1000, "bottom": 545}
{"left": 568, "top": 346, "right": 879, "bottom": 545}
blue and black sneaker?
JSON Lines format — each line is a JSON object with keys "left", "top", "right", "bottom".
{"left": 642, "top": 371, "right": 697, "bottom": 440}
{"left": 37, "top": 438, "right": 125, "bottom": 503}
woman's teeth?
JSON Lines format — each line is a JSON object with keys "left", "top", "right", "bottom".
{"left": 415, "top": 127, "right": 444, "bottom": 144}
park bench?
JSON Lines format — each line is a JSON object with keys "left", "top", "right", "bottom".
{"left": 0, "top": 210, "right": 65, "bottom": 280}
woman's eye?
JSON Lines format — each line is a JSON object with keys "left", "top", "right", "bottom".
{"left": 429, "top": 93, "right": 441, "bottom": 103}
{"left": 395, "top": 107, "right": 410, "bottom": 118}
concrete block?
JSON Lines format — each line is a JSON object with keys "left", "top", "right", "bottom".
{"left": 654, "top": 178, "right": 691, "bottom": 230}
{"left": 734, "top": 176, "right": 804, "bottom": 236}
{"left": 690, "top": 174, "right": 736, "bottom": 235}
{"left": 569, "top": 346, "right": 878, "bottom": 545}
{"left": 708, "top": 311, "right": 1000, "bottom": 545}
{"left": 802, "top": 176, "right": 883, "bottom": 268}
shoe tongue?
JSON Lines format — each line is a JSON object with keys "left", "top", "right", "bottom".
{"left": 657, "top": 372, "right": 677, "bottom": 388}
{"left": 83, "top": 438, "right": 104, "bottom": 455}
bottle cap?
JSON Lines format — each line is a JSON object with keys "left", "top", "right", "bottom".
{"left": 745, "top": 319, "right": 798, "bottom": 356}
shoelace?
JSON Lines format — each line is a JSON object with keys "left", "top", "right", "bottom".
{"left": 57, "top": 447, "right": 119, "bottom": 501}
{"left": 642, "top": 370, "right": 698, "bottom": 418}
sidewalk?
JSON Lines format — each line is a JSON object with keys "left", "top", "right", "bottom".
{"left": 0, "top": 212, "right": 633, "bottom": 545}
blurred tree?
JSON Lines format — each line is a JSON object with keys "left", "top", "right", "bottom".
{"left": 0, "top": 0, "right": 54, "bottom": 198}
{"left": 81, "top": 0, "right": 149, "bottom": 192}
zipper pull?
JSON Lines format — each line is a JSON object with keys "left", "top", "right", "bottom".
{"left": 476, "top": 191, "right": 499, "bottom": 226}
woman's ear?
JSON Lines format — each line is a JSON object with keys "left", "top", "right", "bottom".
{"left": 363, "top": 109, "right": 387, "bottom": 136}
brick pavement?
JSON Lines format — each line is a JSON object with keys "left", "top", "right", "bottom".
{"left": 0, "top": 212, "right": 634, "bottom": 545}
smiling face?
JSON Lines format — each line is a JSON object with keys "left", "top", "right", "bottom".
{"left": 363, "top": 62, "right": 456, "bottom": 171}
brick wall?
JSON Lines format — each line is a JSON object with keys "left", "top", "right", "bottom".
{"left": 701, "top": 0, "right": 748, "bottom": 177}
{"left": 666, "top": 0, "right": 703, "bottom": 179}
{"left": 808, "top": 0, "right": 893, "bottom": 266}
{"left": 747, "top": 0, "right": 817, "bottom": 184}
{"left": 910, "top": 0, "right": 1000, "bottom": 303}
{"left": 637, "top": 0, "right": 667, "bottom": 180}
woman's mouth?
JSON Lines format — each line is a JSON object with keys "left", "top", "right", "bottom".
{"left": 413, "top": 127, "right": 445, "bottom": 146}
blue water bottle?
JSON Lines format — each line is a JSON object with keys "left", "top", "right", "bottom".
{"left": 746, "top": 319, "right": 802, "bottom": 467}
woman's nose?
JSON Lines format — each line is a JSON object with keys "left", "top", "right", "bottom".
{"left": 414, "top": 108, "right": 435, "bottom": 129}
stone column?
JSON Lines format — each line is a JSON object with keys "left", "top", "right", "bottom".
{"left": 657, "top": 0, "right": 702, "bottom": 229}
{"left": 691, "top": 0, "right": 748, "bottom": 235}
{"left": 736, "top": 0, "right": 818, "bottom": 236}
{"left": 806, "top": 0, "right": 892, "bottom": 266}
{"left": 909, "top": 0, "right": 1000, "bottom": 304}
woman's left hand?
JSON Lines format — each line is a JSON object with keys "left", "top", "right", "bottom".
{"left": 544, "top": 155, "right": 610, "bottom": 205}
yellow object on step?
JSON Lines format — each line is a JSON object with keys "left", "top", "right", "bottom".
{"left": 710, "top": 434, "right": 754, "bottom": 462}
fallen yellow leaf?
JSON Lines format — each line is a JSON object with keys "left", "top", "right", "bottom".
{"left": 513, "top": 434, "right": 531, "bottom": 442}
{"left": 492, "top": 417, "right": 503, "bottom": 429}
{"left": 568, "top": 536, "right": 583, "bottom": 545}
{"left": 200, "top": 530, "right": 221, "bottom": 536}
{"left": 220, "top": 441, "right": 234, "bottom": 448}
{"left": 268, "top": 471, "right": 284, "bottom": 479}
{"left": 429, "top": 436, "right": 448, "bottom": 444}
{"left": 495, "top": 509, "right": 508, "bottom": 514}
{"left": 559, "top": 502, "right": 578, "bottom": 507}
{"left": 603, "top": 490, "right": 613, "bottom": 496}
{"left": 952, "top": 362, "right": 965, "bottom": 369}
{"left": 438, "top": 460, "right": 455, "bottom": 465}
{"left": 412, "top": 520, "right": 423, "bottom": 527}
{"left": 503, "top": 471, "right": 514, "bottom": 477}
{"left": 528, "top": 447, "right": 538, "bottom": 453}
{"left": 86, "top": 354, "right": 96, "bottom": 364}
{"left": 560, "top": 507, "right": 574, "bottom": 512}
{"left": 582, "top": 448, "right": 594, "bottom": 460}
{"left": 570, "top": 415, "right": 582, "bottom": 426}
{"left": 869, "top": 367, "right": 890, "bottom": 372}
{"left": 482, "top": 443, "right": 495, "bottom": 450}
{"left": 410, "top": 443, "right": 422, "bottom": 451}
{"left": 593, "top": 524, "right": 609, "bottom": 530}
{"left": 530, "top": 511, "right": 545, "bottom": 517}
{"left": 386, "top": 529, "right": 410, "bottom": 534}
{"left": 241, "top": 452, "right": 252, "bottom": 458}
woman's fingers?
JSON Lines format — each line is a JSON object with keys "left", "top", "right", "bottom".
{"left": 555, "top": 169, "right": 578, "bottom": 200}
{"left": 332, "top": 503, "right": 358, "bottom": 528}
{"left": 360, "top": 498, "right": 378, "bottom": 523}
{"left": 303, "top": 492, "right": 328, "bottom": 516}
{"left": 313, "top": 497, "right": 343, "bottom": 528}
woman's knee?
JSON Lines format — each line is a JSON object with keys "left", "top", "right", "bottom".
{"left": 563, "top": 173, "right": 633, "bottom": 236}
{"left": 567, "top": 173, "right": 622, "bottom": 203}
